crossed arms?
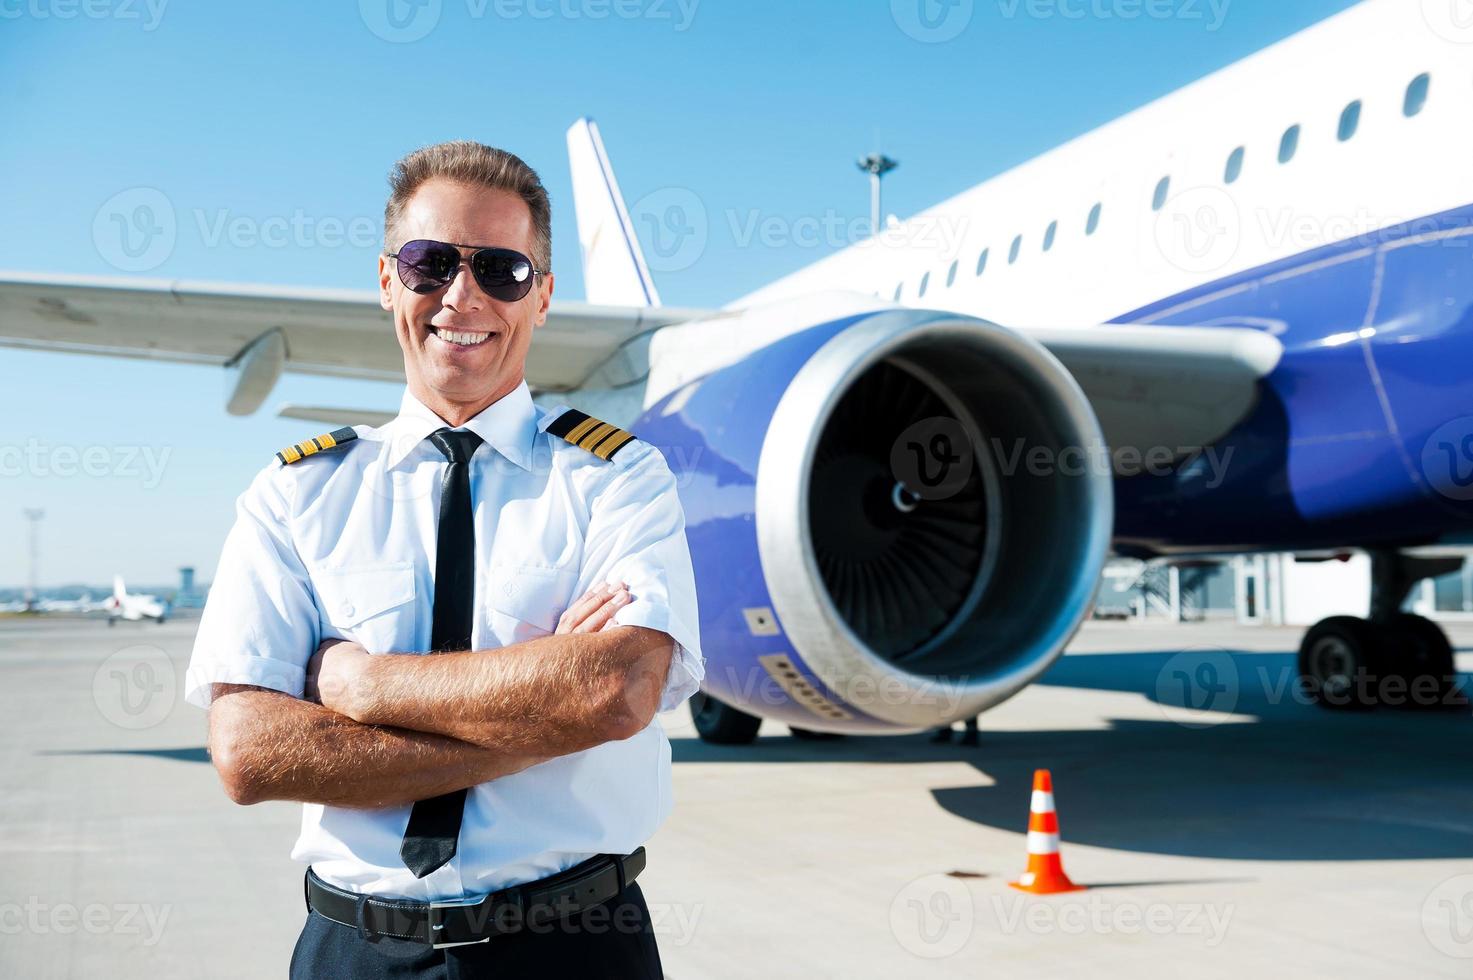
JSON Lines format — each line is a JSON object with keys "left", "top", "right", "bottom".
{"left": 207, "top": 583, "right": 675, "bottom": 808}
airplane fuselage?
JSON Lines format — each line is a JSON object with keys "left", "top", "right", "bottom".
{"left": 731, "top": 0, "right": 1472, "bottom": 555}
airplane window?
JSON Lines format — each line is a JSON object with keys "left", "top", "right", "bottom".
{"left": 946, "top": 260, "right": 958, "bottom": 287}
{"left": 1086, "top": 203, "right": 1101, "bottom": 235}
{"left": 919, "top": 272, "right": 930, "bottom": 298}
{"left": 1152, "top": 176, "right": 1170, "bottom": 211}
{"left": 893, "top": 283, "right": 902, "bottom": 302}
{"left": 1043, "top": 220, "right": 1057, "bottom": 252}
{"left": 1225, "top": 146, "right": 1244, "bottom": 184}
{"left": 1008, "top": 235, "right": 1022, "bottom": 263}
{"left": 1405, "top": 73, "right": 1430, "bottom": 117}
{"left": 976, "top": 248, "right": 989, "bottom": 276}
{"left": 1338, "top": 100, "right": 1361, "bottom": 141}
{"left": 1279, "top": 124, "right": 1300, "bottom": 163}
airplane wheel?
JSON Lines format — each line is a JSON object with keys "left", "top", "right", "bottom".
{"left": 789, "top": 726, "right": 844, "bottom": 740}
{"left": 107, "top": 618, "right": 116, "bottom": 628}
{"left": 1385, "top": 613, "right": 1462, "bottom": 710}
{"left": 1299, "top": 616, "right": 1379, "bottom": 710}
{"left": 689, "top": 691, "right": 761, "bottom": 745}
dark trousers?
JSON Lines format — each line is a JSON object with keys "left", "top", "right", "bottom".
{"left": 288, "top": 882, "right": 663, "bottom": 979}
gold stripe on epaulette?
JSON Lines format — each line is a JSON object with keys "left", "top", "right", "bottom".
{"left": 544, "top": 409, "right": 640, "bottom": 462}
{"left": 578, "top": 422, "right": 617, "bottom": 451}
{"left": 275, "top": 427, "right": 359, "bottom": 466}
{"left": 565, "top": 417, "right": 605, "bottom": 445}
{"left": 592, "top": 429, "right": 636, "bottom": 460}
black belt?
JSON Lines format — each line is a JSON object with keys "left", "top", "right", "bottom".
{"left": 304, "top": 848, "right": 646, "bottom": 948}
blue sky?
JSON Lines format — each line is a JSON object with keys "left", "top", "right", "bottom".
{"left": 0, "top": 0, "right": 1361, "bottom": 587}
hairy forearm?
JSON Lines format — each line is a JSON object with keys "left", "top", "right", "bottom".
{"left": 338, "top": 628, "right": 674, "bottom": 755}
{"left": 207, "top": 684, "right": 549, "bottom": 808}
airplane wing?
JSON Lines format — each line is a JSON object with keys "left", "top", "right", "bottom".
{"left": 1027, "top": 323, "right": 1283, "bottom": 453}
{"left": 0, "top": 272, "right": 709, "bottom": 412}
{"left": 0, "top": 272, "right": 1281, "bottom": 452}
{"left": 277, "top": 404, "right": 398, "bottom": 428}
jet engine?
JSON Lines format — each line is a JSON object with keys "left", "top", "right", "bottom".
{"left": 631, "top": 304, "right": 1113, "bottom": 740}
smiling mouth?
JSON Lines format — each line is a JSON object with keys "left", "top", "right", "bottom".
{"left": 429, "top": 326, "right": 498, "bottom": 348}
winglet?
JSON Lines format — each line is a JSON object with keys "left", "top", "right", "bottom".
{"left": 566, "top": 117, "right": 662, "bottom": 308}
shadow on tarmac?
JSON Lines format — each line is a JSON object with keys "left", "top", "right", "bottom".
{"left": 672, "top": 650, "right": 1473, "bottom": 861}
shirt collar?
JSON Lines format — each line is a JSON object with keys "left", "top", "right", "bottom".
{"left": 383, "top": 381, "right": 539, "bottom": 472}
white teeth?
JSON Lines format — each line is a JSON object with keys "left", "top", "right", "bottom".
{"left": 434, "top": 328, "right": 492, "bottom": 346}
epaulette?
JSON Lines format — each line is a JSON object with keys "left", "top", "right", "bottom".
{"left": 275, "top": 427, "right": 358, "bottom": 465}
{"left": 544, "top": 408, "right": 639, "bottom": 462}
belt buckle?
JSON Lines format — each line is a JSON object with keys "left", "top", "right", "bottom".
{"left": 427, "top": 890, "right": 523, "bottom": 949}
{"left": 427, "top": 894, "right": 490, "bottom": 949}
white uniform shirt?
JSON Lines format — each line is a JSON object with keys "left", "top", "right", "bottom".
{"left": 184, "top": 380, "right": 704, "bottom": 900}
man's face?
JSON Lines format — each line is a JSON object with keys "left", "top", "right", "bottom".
{"left": 378, "top": 178, "right": 553, "bottom": 412}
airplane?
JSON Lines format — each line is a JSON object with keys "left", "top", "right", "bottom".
{"left": 104, "top": 576, "right": 170, "bottom": 625}
{"left": 35, "top": 593, "right": 101, "bottom": 614}
{"left": 0, "top": 0, "right": 1467, "bottom": 742}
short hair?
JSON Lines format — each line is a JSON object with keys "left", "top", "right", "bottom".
{"left": 384, "top": 140, "right": 551, "bottom": 271}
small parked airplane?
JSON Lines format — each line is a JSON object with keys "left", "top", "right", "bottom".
{"left": 104, "top": 576, "right": 169, "bottom": 625}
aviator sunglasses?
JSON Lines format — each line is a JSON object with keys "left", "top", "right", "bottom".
{"left": 387, "top": 239, "right": 547, "bottom": 302}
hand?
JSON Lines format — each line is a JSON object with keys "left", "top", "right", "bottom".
{"left": 556, "top": 581, "right": 633, "bottom": 635}
{"left": 307, "top": 638, "right": 370, "bottom": 717}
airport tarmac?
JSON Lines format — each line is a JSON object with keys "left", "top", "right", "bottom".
{"left": 2, "top": 615, "right": 1471, "bottom": 978}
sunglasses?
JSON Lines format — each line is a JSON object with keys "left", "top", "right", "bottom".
{"left": 387, "top": 239, "right": 547, "bottom": 302}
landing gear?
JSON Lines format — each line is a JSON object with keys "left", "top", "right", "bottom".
{"left": 1299, "top": 552, "right": 1464, "bottom": 710}
{"left": 928, "top": 718, "right": 980, "bottom": 745}
{"left": 1373, "top": 611, "right": 1462, "bottom": 709}
{"left": 1298, "top": 616, "right": 1379, "bottom": 709}
{"left": 689, "top": 691, "right": 762, "bottom": 744}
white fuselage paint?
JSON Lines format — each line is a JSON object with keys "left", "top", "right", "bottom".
{"left": 730, "top": 0, "right": 1465, "bottom": 332}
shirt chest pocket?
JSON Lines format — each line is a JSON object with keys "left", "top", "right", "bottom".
{"left": 312, "top": 561, "right": 418, "bottom": 654}
{"left": 487, "top": 562, "right": 578, "bottom": 644}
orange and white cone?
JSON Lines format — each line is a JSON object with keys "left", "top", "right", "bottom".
{"left": 1009, "top": 769, "right": 1085, "bottom": 894}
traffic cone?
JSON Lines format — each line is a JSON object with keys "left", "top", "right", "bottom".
{"left": 1009, "top": 769, "right": 1085, "bottom": 894}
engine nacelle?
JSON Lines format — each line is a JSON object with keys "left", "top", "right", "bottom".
{"left": 633, "top": 305, "right": 1113, "bottom": 733}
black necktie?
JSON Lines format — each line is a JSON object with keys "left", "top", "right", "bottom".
{"left": 400, "top": 427, "right": 484, "bottom": 879}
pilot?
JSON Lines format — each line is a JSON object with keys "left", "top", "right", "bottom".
{"left": 183, "top": 140, "right": 704, "bottom": 978}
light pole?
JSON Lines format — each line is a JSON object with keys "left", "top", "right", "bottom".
{"left": 22, "top": 508, "right": 43, "bottom": 611}
{"left": 857, "top": 153, "right": 898, "bottom": 238}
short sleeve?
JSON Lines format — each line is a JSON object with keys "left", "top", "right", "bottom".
{"left": 578, "top": 445, "right": 705, "bottom": 713}
{"left": 183, "top": 466, "right": 320, "bottom": 708}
